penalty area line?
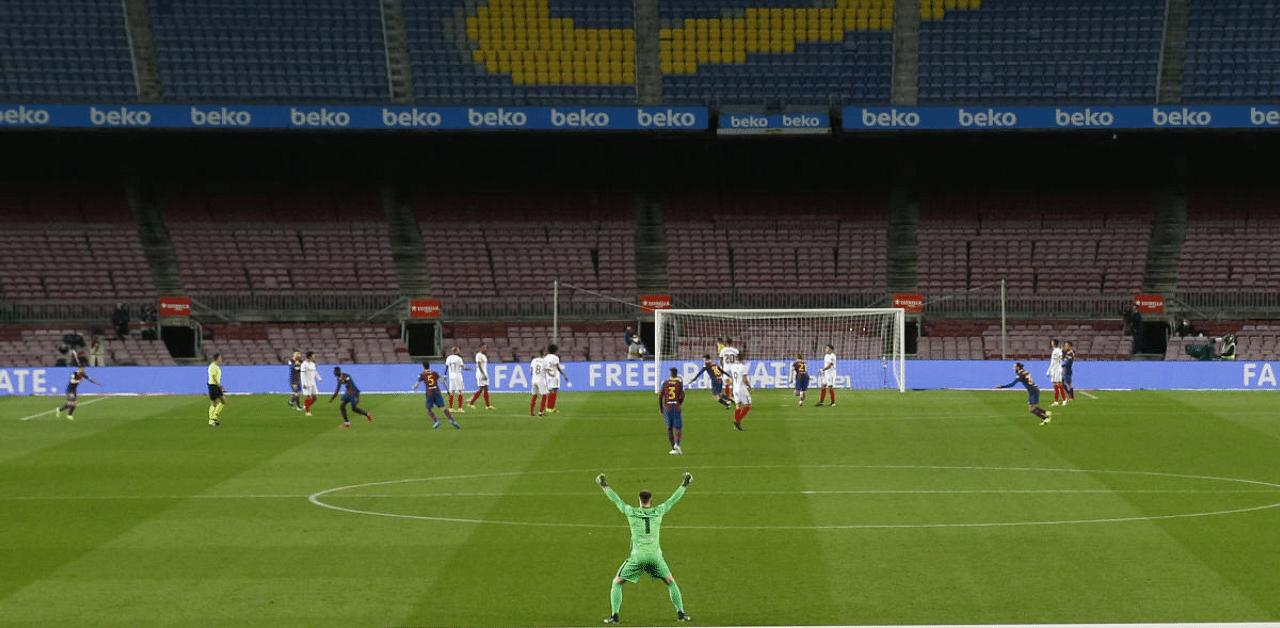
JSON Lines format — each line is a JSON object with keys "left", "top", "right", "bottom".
{"left": 19, "top": 396, "right": 109, "bottom": 421}
{"left": 1078, "top": 390, "right": 1100, "bottom": 400}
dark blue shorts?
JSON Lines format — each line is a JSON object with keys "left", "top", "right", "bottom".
{"left": 1063, "top": 371, "right": 1073, "bottom": 386}
{"left": 341, "top": 393, "right": 359, "bottom": 405}
{"left": 664, "top": 405, "right": 682, "bottom": 430}
{"left": 425, "top": 391, "right": 445, "bottom": 408}
{"left": 1026, "top": 388, "right": 1040, "bottom": 406}
{"left": 795, "top": 375, "right": 809, "bottom": 392}
{"left": 710, "top": 379, "right": 723, "bottom": 395}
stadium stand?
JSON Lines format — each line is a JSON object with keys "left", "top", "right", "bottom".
{"left": 664, "top": 193, "right": 887, "bottom": 302}
{"left": 1178, "top": 191, "right": 1280, "bottom": 295}
{"left": 0, "top": 326, "right": 174, "bottom": 367}
{"left": 0, "top": 188, "right": 155, "bottom": 302}
{"left": 159, "top": 186, "right": 398, "bottom": 302}
{"left": 405, "top": 0, "right": 637, "bottom": 103}
{"left": 147, "top": 0, "right": 389, "bottom": 102}
{"left": 918, "top": 320, "right": 1132, "bottom": 361}
{"left": 658, "top": 1, "right": 894, "bottom": 105}
{"left": 1183, "top": 0, "right": 1280, "bottom": 102}
{"left": 200, "top": 322, "right": 406, "bottom": 365}
{"left": 916, "top": 191, "right": 1154, "bottom": 297}
{"left": 418, "top": 193, "right": 636, "bottom": 317}
{"left": 917, "top": 0, "right": 1165, "bottom": 104}
{"left": 1165, "top": 321, "right": 1280, "bottom": 361}
{"left": 0, "top": 0, "right": 137, "bottom": 101}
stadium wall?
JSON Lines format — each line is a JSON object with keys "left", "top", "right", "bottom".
{"left": 5, "top": 360, "right": 1280, "bottom": 396}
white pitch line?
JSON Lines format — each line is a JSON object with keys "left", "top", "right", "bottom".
{"left": 5, "top": 487, "right": 1279, "bottom": 502}
{"left": 1079, "top": 390, "right": 1100, "bottom": 400}
{"left": 19, "top": 396, "right": 109, "bottom": 421}
{"left": 307, "top": 465, "right": 1280, "bottom": 529}
{"left": 0, "top": 494, "right": 302, "bottom": 501}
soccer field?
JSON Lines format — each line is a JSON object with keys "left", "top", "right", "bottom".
{"left": 2, "top": 388, "right": 1279, "bottom": 628}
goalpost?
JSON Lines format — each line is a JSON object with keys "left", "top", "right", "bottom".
{"left": 653, "top": 308, "right": 907, "bottom": 393}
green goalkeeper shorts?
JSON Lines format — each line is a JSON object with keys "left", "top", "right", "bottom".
{"left": 614, "top": 552, "right": 672, "bottom": 582}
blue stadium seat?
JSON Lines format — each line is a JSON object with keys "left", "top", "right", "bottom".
{"left": 148, "top": 0, "right": 388, "bottom": 103}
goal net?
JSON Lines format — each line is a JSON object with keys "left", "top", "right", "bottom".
{"left": 653, "top": 308, "right": 906, "bottom": 393}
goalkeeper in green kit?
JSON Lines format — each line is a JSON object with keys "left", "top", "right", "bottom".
{"left": 596, "top": 472, "right": 693, "bottom": 624}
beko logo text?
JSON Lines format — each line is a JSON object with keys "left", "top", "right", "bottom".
{"left": 1, "top": 106, "right": 51, "bottom": 125}
{"left": 90, "top": 107, "right": 152, "bottom": 126}
{"left": 860, "top": 109, "right": 920, "bottom": 127}
{"left": 190, "top": 107, "right": 252, "bottom": 126}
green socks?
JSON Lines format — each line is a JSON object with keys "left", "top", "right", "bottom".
{"left": 610, "top": 581, "right": 623, "bottom": 615}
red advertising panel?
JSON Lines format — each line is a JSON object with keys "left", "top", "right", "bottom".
{"left": 409, "top": 299, "right": 441, "bottom": 318}
{"left": 893, "top": 293, "right": 924, "bottom": 313}
{"left": 641, "top": 294, "right": 672, "bottom": 313}
{"left": 158, "top": 296, "right": 191, "bottom": 317}
{"left": 1134, "top": 294, "right": 1165, "bottom": 313}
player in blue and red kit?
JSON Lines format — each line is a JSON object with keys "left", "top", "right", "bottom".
{"left": 997, "top": 362, "right": 1053, "bottom": 425}
{"left": 412, "top": 362, "right": 460, "bottom": 429}
{"left": 1062, "top": 341, "right": 1076, "bottom": 403}
{"left": 791, "top": 353, "right": 810, "bottom": 407}
{"left": 55, "top": 365, "right": 101, "bottom": 420}
{"left": 286, "top": 351, "right": 303, "bottom": 411}
{"left": 660, "top": 368, "right": 686, "bottom": 455}
{"left": 329, "top": 367, "right": 372, "bottom": 427}
{"left": 689, "top": 354, "right": 732, "bottom": 408}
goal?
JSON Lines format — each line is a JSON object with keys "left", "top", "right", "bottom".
{"left": 652, "top": 308, "right": 906, "bottom": 392}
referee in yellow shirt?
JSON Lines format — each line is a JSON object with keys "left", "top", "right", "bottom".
{"left": 208, "top": 353, "right": 226, "bottom": 426}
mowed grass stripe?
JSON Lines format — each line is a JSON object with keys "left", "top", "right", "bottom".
{"left": 1026, "top": 391, "right": 1280, "bottom": 620}
{"left": 0, "top": 395, "right": 341, "bottom": 619}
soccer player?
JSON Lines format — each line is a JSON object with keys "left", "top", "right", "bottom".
{"left": 54, "top": 365, "right": 101, "bottom": 420}
{"left": 689, "top": 354, "right": 732, "bottom": 408}
{"left": 997, "top": 362, "right": 1053, "bottom": 425}
{"left": 287, "top": 351, "right": 303, "bottom": 411}
{"left": 300, "top": 351, "right": 322, "bottom": 416}
{"left": 444, "top": 347, "right": 471, "bottom": 412}
{"left": 816, "top": 344, "right": 837, "bottom": 406}
{"left": 529, "top": 348, "right": 548, "bottom": 417}
{"left": 1047, "top": 338, "right": 1065, "bottom": 406}
{"left": 545, "top": 343, "right": 569, "bottom": 413}
{"left": 595, "top": 472, "right": 693, "bottom": 624}
{"left": 729, "top": 354, "right": 752, "bottom": 430}
{"left": 468, "top": 344, "right": 494, "bottom": 410}
{"left": 718, "top": 337, "right": 739, "bottom": 367}
{"left": 659, "top": 367, "right": 685, "bottom": 454}
{"left": 1062, "top": 341, "right": 1076, "bottom": 403}
{"left": 412, "top": 361, "right": 460, "bottom": 429}
{"left": 207, "top": 353, "right": 226, "bottom": 427}
{"left": 329, "top": 366, "right": 372, "bottom": 427}
{"left": 791, "top": 353, "right": 810, "bottom": 406}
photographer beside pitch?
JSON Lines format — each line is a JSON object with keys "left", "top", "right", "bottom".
{"left": 596, "top": 472, "right": 693, "bottom": 624}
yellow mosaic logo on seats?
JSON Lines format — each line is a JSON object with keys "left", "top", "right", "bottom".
{"left": 466, "top": 0, "right": 980, "bottom": 85}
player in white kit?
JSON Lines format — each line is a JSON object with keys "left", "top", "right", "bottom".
{"left": 444, "top": 346, "right": 471, "bottom": 412}
{"left": 529, "top": 348, "right": 548, "bottom": 417}
{"left": 1047, "top": 338, "right": 1065, "bottom": 406}
{"left": 729, "top": 355, "right": 752, "bottom": 431}
{"left": 544, "top": 343, "right": 569, "bottom": 413}
{"left": 817, "top": 344, "right": 837, "bottom": 406}
{"left": 300, "top": 351, "right": 322, "bottom": 416}
{"left": 468, "top": 343, "right": 494, "bottom": 410}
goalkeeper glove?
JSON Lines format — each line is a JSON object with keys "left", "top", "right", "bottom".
{"left": 682, "top": 472, "right": 693, "bottom": 486}
{"left": 596, "top": 473, "right": 609, "bottom": 488}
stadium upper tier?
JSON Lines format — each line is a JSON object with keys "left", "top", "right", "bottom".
{"left": 1184, "top": 0, "right": 1280, "bottom": 102}
{"left": 4, "top": 0, "right": 1279, "bottom": 105}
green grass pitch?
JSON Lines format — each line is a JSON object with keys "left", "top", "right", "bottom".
{"left": 2, "top": 388, "right": 1279, "bottom": 627}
